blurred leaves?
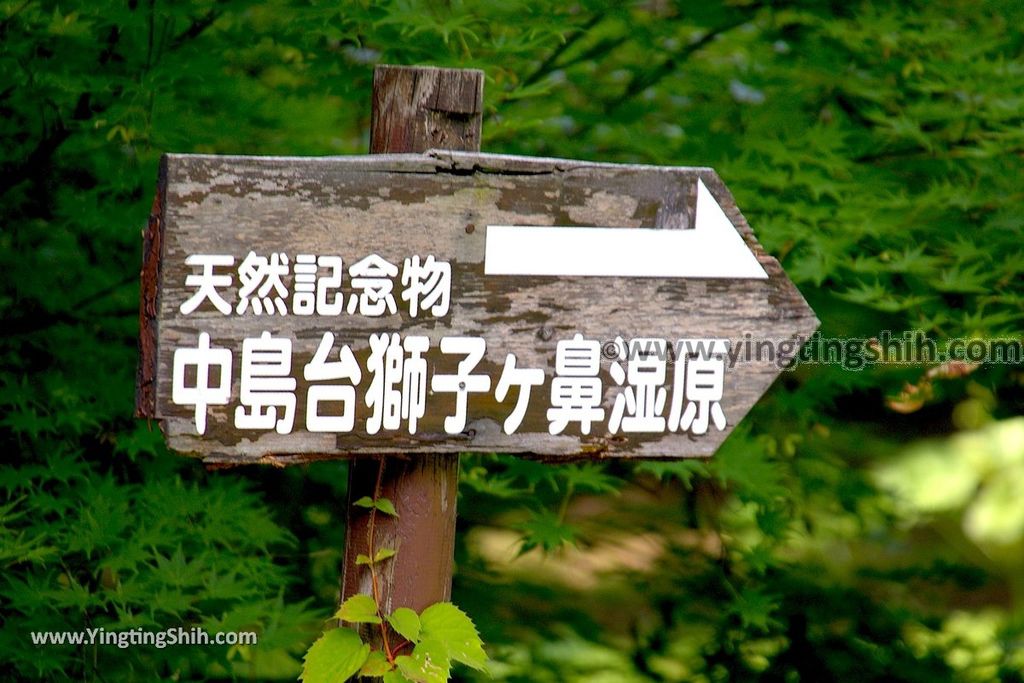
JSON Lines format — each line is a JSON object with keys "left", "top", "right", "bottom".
{"left": 876, "top": 418, "right": 1024, "bottom": 547}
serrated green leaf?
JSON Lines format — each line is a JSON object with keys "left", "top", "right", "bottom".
{"left": 635, "top": 460, "right": 708, "bottom": 488}
{"left": 515, "top": 510, "right": 577, "bottom": 554}
{"left": 729, "top": 587, "right": 780, "bottom": 633}
{"left": 335, "top": 594, "right": 381, "bottom": 624}
{"left": 419, "top": 603, "right": 488, "bottom": 671}
{"left": 560, "top": 463, "right": 622, "bottom": 494}
{"left": 396, "top": 638, "right": 450, "bottom": 683}
{"left": 501, "top": 458, "right": 560, "bottom": 490}
{"left": 300, "top": 628, "right": 369, "bottom": 683}
{"left": 383, "top": 669, "right": 416, "bottom": 683}
{"left": 355, "top": 548, "right": 396, "bottom": 566}
{"left": 352, "top": 496, "right": 399, "bottom": 517}
{"left": 387, "top": 607, "right": 421, "bottom": 643}
{"left": 709, "top": 425, "right": 788, "bottom": 505}
{"left": 359, "top": 650, "right": 392, "bottom": 677}
{"left": 374, "top": 547, "right": 397, "bottom": 562}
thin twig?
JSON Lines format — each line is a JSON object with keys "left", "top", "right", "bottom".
{"left": 519, "top": 13, "right": 603, "bottom": 89}
{"left": 556, "top": 481, "right": 575, "bottom": 524}
{"left": 366, "top": 456, "right": 394, "bottom": 661}
{"left": 608, "top": 10, "right": 758, "bottom": 116}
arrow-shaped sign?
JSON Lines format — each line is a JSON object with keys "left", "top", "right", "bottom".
{"left": 142, "top": 151, "right": 817, "bottom": 463}
{"left": 484, "top": 178, "right": 768, "bottom": 279}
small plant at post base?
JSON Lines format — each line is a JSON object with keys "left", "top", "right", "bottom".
{"left": 301, "top": 458, "right": 488, "bottom": 682}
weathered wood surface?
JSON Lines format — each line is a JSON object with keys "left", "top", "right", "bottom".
{"left": 342, "top": 65, "right": 478, "bottom": 621}
{"left": 370, "top": 64, "right": 483, "bottom": 154}
{"left": 139, "top": 149, "right": 818, "bottom": 464}
{"left": 136, "top": 162, "right": 166, "bottom": 419}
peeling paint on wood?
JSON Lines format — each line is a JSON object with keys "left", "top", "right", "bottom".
{"left": 140, "top": 149, "right": 818, "bottom": 465}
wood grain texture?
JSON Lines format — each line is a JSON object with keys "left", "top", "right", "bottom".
{"left": 146, "top": 149, "right": 818, "bottom": 464}
{"left": 135, "top": 161, "right": 166, "bottom": 419}
{"left": 342, "top": 65, "right": 476, "bottom": 622}
{"left": 343, "top": 453, "right": 458, "bottom": 617}
{"left": 370, "top": 65, "right": 483, "bottom": 155}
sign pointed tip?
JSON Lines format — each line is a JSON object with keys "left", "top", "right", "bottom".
{"left": 695, "top": 178, "right": 769, "bottom": 280}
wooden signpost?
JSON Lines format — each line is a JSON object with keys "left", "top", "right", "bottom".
{"left": 138, "top": 150, "right": 818, "bottom": 460}
{"left": 136, "top": 65, "right": 817, "bottom": 632}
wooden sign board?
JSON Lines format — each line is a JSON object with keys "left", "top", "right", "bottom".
{"left": 136, "top": 150, "right": 818, "bottom": 465}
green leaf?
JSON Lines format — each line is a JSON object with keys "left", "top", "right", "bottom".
{"left": 300, "top": 628, "right": 369, "bottom": 683}
{"left": 501, "top": 458, "right": 560, "bottom": 490}
{"left": 387, "top": 607, "right": 421, "bottom": 643}
{"left": 635, "top": 460, "right": 708, "bottom": 488}
{"left": 729, "top": 587, "right": 780, "bottom": 633}
{"left": 355, "top": 548, "right": 397, "bottom": 566}
{"left": 383, "top": 670, "right": 416, "bottom": 683}
{"left": 375, "top": 498, "right": 399, "bottom": 517}
{"left": 515, "top": 510, "right": 577, "bottom": 554}
{"left": 352, "top": 496, "right": 399, "bottom": 517}
{"left": 560, "top": 463, "right": 622, "bottom": 494}
{"left": 418, "top": 603, "right": 488, "bottom": 671}
{"left": 709, "top": 425, "right": 788, "bottom": 505}
{"left": 374, "top": 547, "right": 397, "bottom": 562}
{"left": 335, "top": 594, "right": 382, "bottom": 625}
{"left": 395, "top": 638, "right": 451, "bottom": 683}
{"left": 359, "top": 650, "right": 393, "bottom": 677}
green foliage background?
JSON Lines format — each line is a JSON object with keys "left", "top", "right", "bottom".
{"left": 2, "top": 0, "right": 1023, "bottom": 680}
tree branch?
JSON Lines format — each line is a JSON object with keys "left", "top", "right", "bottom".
{"left": 519, "top": 13, "right": 604, "bottom": 89}
{"left": 1, "top": 7, "right": 223, "bottom": 200}
{"left": 169, "top": 8, "right": 218, "bottom": 50}
{"left": 0, "top": 123, "right": 70, "bottom": 197}
{"left": 606, "top": 11, "right": 759, "bottom": 116}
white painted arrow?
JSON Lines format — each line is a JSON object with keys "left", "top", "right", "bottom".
{"left": 484, "top": 178, "right": 768, "bottom": 279}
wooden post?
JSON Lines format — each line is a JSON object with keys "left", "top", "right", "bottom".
{"left": 339, "top": 66, "right": 484, "bottom": 628}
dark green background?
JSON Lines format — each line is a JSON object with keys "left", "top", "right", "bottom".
{"left": 2, "top": 1, "right": 1023, "bottom": 680}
